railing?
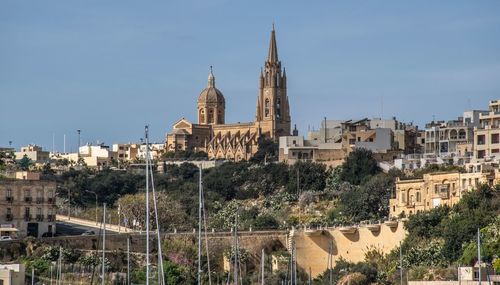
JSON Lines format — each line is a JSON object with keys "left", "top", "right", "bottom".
{"left": 24, "top": 215, "right": 32, "bottom": 221}
{"left": 47, "top": 215, "right": 56, "bottom": 222}
{"left": 36, "top": 215, "right": 44, "bottom": 221}
{"left": 47, "top": 197, "right": 55, "bottom": 204}
{"left": 5, "top": 214, "right": 13, "bottom": 221}
{"left": 25, "top": 197, "right": 32, "bottom": 203}
{"left": 6, "top": 196, "right": 13, "bottom": 203}
{"left": 36, "top": 197, "right": 44, "bottom": 204}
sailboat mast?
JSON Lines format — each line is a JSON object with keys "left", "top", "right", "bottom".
{"left": 145, "top": 125, "right": 150, "bottom": 285}
{"left": 478, "top": 228, "right": 481, "bottom": 285}
{"left": 261, "top": 248, "right": 265, "bottom": 285}
{"left": 102, "top": 202, "right": 106, "bottom": 285}
{"left": 198, "top": 166, "right": 203, "bottom": 285}
{"left": 233, "top": 212, "right": 238, "bottom": 285}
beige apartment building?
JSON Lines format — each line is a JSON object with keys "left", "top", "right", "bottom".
{"left": 389, "top": 170, "right": 498, "bottom": 218}
{"left": 14, "top": 144, "right": 50, "bottom": 164}
{"left": 0, "top": 173, "right": 56, "bottom": 237}
{"left": 475, "top": 99, "right": 500, "bottom": 160}
{"left": 279, "top": 118, "right": 412, "bottom": 166}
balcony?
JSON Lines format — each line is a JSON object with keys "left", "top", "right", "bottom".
{"left": 339, "top": 226, "right": 357, "bottom": 234}
{"left": 5, "top": 214, "right": 13, "bottom": 221}
{"left": 5, "top": 196, "right": 13, "bottom": 203}
{"left": 25, "top": 197, "right": 32, "bottom": 203}
{"left": 47, "top": 215, "right": 55, "bottom": 222}
{"left": 36, "top": 215, "right": 44, "bottom": 222}
{"left": 36, "top": 197, "right": 44, "bottom": 204}
{"left": 47, "top": 197, "right": 55, "bottom": 204}
{"left": 24, "top": 215, "right": 32, "bottom": 221}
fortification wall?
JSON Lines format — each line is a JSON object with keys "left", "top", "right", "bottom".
{"left": 295, "top": 221, "right": 406, "bottom": 277}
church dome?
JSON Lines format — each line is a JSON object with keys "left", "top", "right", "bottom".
{"left": 197, "top": 68, "right": 225, "bottom": 105}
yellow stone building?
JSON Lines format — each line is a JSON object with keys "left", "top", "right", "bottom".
{"left": 389, "top": 170, "right": 499, "bottom": 218}
{"left": 166, "top": 26, "right": 291, "bottom": 161}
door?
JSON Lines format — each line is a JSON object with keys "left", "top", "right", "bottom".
{"left": 27, "top": 223, "right": 38, "bottom": 237}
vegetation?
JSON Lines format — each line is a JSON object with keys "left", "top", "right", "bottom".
{"left": 4, "top": 146, "right": 500, "bottom": 282}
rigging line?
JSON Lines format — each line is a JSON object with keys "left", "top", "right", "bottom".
{"left": 90, "top": 209, "right": 104, "bottom": 285}
{"left": 201, "top": 173, "right": 213, "bottom": 285}
{"left": 149, "top": 154, "right": 166, "bottom": 285}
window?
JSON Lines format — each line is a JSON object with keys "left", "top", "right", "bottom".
{"left": 7, "top": 208, "right": 11, "bottom": 215}
{"left": 458, "top": 129, "right": 466, "bottom": 139}
{"left": 477, "top": 135, "right": 486, "bottom": 145}
{"left": 493, "top": 149, "right": 499, "bottom": 153}
{"left": 265, "top": 99, "right": 270, "bottom": 117}
{"left": 492, "top": 134, "right": 499, "bottom": 144}
{"left": 401, "top": 191, "right": 406, "bottom": 203}
{"left": 475, "top": 178, "right": 479, "bottom": 186}
{"left": 477, "top": 150, "right": 486, "bottom": 159}
{"left": 349, "top": 139, "right": 356, "bottom": 144}
{"left": 416, "top": 192, "right": 421, "bottom": 202}
{"left": 208, "top": 109, "right": 214, "bottom": 124}
{"left": 462, "top": 179, "right": 466, "bottom": 187}
{"left": 25, "top": 207, "right": 30, "bottom": 217}
{"left": 276, "top": 98, "right": 281, "bottom": 118}
{"left": 6, "top": 188, "right": 12, "bottom": 198}
{"left": 24, "top": 189, "right": 31, "bottom": 198}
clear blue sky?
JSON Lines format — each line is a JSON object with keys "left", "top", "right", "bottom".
{"left": 2, "top": 1, "right": 500, "bottom": 151}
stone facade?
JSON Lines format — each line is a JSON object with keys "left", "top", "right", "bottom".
{"left": 295, "top": 222, "right": 406, "bottom": 277}
{"left": 389, "top": 170, "right": 499, "bottom": 218}
{"left": 280, "top": 118, "right": 412, "bottom": 166}
{"left": 0, "top": 175, "right": 57, "bottom": 238}
{"left": 475, "top": 99, "right": 500, "bottom": 161}
{"left": 166, "top": 27, "right": 291, "bottom": 161}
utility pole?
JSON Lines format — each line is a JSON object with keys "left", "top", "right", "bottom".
{"left": 85, "top": 190, "right": 98, "bottom": 225}
{"left": 77, "top": 130, "right": 81, "bottom": 152}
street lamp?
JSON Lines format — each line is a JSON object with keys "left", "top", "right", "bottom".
{"left": 85, "top": 190, "right": 98, "bottom": 225}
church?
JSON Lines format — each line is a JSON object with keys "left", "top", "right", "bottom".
{"left": 165, "top": 26, "right": 292, "bottom": 161}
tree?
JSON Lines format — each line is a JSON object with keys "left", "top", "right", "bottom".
{"left": 18, "top": 154, "right": 32, "bottom": 171}
{"left": 339, "top": 174, "right": 393, "bottom": 221}
{"left": 287, "top": 161, "right": 327, "bottom": 194}
{"left": 340, "top": 148, "right": 379, "bottom": 185}
{"left": 118, "top": 192, "right": 191, "bottom": 231}
{"left": 251, "top": 136, "right": 278, "bottom": 163}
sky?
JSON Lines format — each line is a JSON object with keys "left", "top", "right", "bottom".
{"left": 1, "top": 1, "right": 500, "bottom": 151}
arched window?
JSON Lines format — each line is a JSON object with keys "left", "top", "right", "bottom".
{"left": 217, "top": 110, "right": 223, "bottom": 124}
{"left": 199, "top": 109, "right": 205, "bottom": 123}
{"left": 276, "top": 98, "right": 281, "bottom": 118}
{"left": 458, "top": 129, "right": 466, "bottom": 139}
{"left": 208, "top": 109, "right": 214, "bottom": 124}
{"left": 265, "top": 99, "right": 270, "bottom": 117}
{"left": 450, "top": 129, "right": 458, "bottom": 140}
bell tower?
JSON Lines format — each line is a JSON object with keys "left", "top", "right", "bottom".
{"left": 256, "top": 25, "right": 291, "bottom": 139}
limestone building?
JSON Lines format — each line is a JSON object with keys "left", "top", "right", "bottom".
{"left": 0, "top": 172, "right": 57, "bottom": 238}
{"left": 389, "top": 170, "right": 499, "bottom": 218}
{"left": 166, "top": 27, "right": 291, "bottom": 161}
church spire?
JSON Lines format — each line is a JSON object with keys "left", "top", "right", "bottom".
{"left": 267, "top": 24, "right": 278, "bottom": 63}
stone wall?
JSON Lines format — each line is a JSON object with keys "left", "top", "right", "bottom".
{"left": 295, "top": 221, "right": 406, "bottom": 277}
